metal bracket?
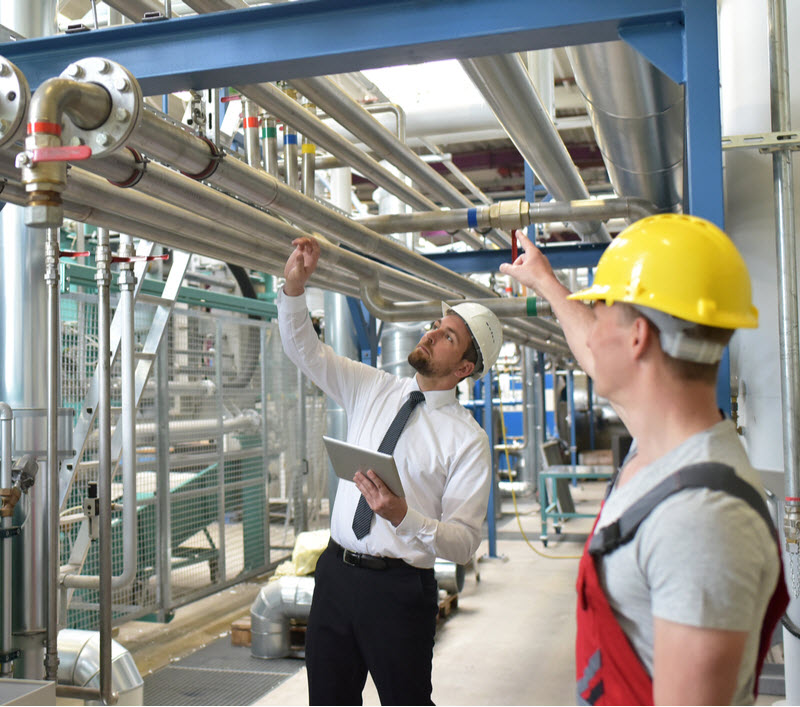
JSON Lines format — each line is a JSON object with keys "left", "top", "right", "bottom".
{"left": 0, "top": 526, "right": 20, "bottom": 539}
{"left": 0, "top": 649, "right": 20, "bottom": 663}
{"left": 721, "top": 131, "right": 800, "bottom": 153}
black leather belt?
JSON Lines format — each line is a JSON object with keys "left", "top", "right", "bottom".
{"left": 329, "top": 539, "right": 409, "bottom": 571}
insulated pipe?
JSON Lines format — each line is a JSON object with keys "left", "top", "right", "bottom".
{"left": 242, "top": 99, "right": 261, "bottom": 169}
{"left": 0, "top": 402, "right": 13, "bottom": 678}
{"left": 357, "top": 197, "right": 656, "bottom": 235}
{"left": 359, "top": 280, "right": 568, "bottom": 356}
{"left": 302, "top": 103, "right": 316, "bottom": 197}
{"left": 566, "top": 41, "right": 683, "bottom": 212}
{"left": 0, "top": 169, "right": 432, "bottom": 308}
{"left": 460, "top": 54, "right": 610, "bottom": 243}
{"left": 263, "top": 115, "right": 279, "bottom": 176}
{"left": 768, "top": 0, "right": 800, "bottom": 513}
{"left": 289, "top": 75, "right": 501, "bottom": 250}
{"left": 127, "top": 110, "right": 504, "bottom": 300}
{"left": 233, "top": 81, "right": 456, "bottom": 220}
{"left": 282, "top": 88, "right": 300, "bottom": 190}
{"left": 44, "top": 228, "right": 59, "bottom": 680}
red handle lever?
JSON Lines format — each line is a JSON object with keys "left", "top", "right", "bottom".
{"left": 59, "top": 250, "right": 90, "bottom": 258}
{"left": 220, "top": 95, "right": 242, "bottom": 103}
{"left": 30, "top": 145, "right": 92, "bottom": 164}
{"left": 511, "top": 229, "right": 518, "bottom": 262}
{"left": 111, "top": 254, "right": 170, "bottom": 264}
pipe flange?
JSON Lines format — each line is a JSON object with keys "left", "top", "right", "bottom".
{"left": 58, "top": 58, "right": 142, "bottom": 157}
{"left": 0, "top": 58, "right": 29, "bottom": 149}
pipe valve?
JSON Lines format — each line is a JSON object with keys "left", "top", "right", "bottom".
{"left": 785, "top": 504, "right": 800, "bottom": 554}
{"left": 83, "top": 481, "right": 100, "bottom": 540}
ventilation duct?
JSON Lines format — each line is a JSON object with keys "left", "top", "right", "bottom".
{"left": 566, "top": 40, "right": 684, "bottom": 213}
{"left": 251, "top": 576, "right": 315, "bottom": 659}
{"left": 57, "top": 629, "right": 143, "bottom": 705}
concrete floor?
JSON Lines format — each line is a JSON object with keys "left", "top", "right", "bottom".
{"left": 115, "top": 481, "right": 786, "bottom": 705}
{"left": 257, "top": 487, "right": 596, "bottom": 706}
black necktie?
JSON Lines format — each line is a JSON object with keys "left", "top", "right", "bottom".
{"left": 351, "top": 390, "right": 425, "bottom": 540}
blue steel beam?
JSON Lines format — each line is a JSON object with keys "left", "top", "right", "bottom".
{"left": 0, "top": 0, "right": 683, "bottom": 94}
{"left": 426, "top": 243, "right": 607, "bottom": 275}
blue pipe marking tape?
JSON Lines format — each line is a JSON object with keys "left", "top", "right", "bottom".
{"left": 285, "top": 134, "right": 298, "bottom": 144}
{"left": 467, "top": 208, "right": 478, "bottom": 229}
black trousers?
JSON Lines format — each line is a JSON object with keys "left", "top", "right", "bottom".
{"left": 306, "top": 544, "right": 439, "bottom": 706}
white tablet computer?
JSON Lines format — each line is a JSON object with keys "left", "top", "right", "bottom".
{"left": 322, "top": 435, "right": 405, "bottom": 498}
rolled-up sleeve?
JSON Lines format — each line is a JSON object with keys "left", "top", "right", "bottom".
{"left": 394, "top": 433, "right": 490, "bottom": 565}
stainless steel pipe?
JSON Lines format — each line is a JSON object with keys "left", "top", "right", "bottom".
{"left": 95, "top": 227, "right": 113, "bottom": 705}
{"left": 358, "top": 197, "right": 656, "bottom": 235}
{"left": 44, "top": 228, "right": 59, "bottom": 680}
{"left": 460, "top": 54, "right": 610, "bottom": 243}
{"left": 0, "top": 402, "right": 13, "bottom": 678}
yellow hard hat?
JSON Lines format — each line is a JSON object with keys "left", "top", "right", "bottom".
{"left": 567, "top": 214, "right": 758, "bottom": 329}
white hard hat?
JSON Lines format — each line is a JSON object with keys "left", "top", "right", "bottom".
{"left": 442, "top": 302, "right": 503, "bottom": 380}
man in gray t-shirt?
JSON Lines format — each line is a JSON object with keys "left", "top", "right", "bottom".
{"left": 501, "top": 214, "right": 787, "bottom": 705}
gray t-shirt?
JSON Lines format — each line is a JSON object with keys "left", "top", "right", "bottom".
{"left": 595, "top": 420, "right": 780, "bottom": 705}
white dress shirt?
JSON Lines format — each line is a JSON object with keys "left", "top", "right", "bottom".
{"left": 278, "top": 289, "right": 491, "bottom": 568}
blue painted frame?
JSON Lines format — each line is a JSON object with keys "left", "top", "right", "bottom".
{"left": 2, "top": 0, "right": 684, "bottom": 95}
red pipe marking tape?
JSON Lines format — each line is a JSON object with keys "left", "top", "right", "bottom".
{"left": 27, "top": 121, "right": 62, "bottom": 136}
{"left": 244, "top": 116, "right": 259, "bottom": 129}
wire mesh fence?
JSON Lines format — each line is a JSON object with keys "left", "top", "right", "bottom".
{"left": 60, "top": 287, "right": 329, "bottom": 630}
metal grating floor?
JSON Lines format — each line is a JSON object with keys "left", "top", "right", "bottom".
{"left": 144, "top": 636, "right": 304, "bottom": 706}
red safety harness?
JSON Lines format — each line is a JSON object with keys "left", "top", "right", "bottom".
{"left": 575, "top": 462, "right": 790, "bottom": 706}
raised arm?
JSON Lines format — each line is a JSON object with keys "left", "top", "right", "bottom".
{"left": 500, "top": 231, "right": 598, "bottom": 376}
{"left": 283, "top": 236, "right": 320, "bottom": 296}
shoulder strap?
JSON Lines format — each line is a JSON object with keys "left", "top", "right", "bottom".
{"left": 589, "top": 462, "right": 774, "bottom": 557}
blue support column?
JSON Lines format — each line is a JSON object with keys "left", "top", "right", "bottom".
{"left": 346, "top": 297, "right": 381, "bottom": 366}
{"left": 682, "top": 0, "right": 729, "bottom": 414}
{"left": 567, "top": 369, "right": 577, "bottom": 467}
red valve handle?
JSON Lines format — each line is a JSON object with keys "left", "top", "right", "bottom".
{"left": 220, "top": 95, "right": 242, "bottom": 103}
{"left": 111, "top": 254, "right": 170, "bottom": 263}
{"left": 30, "top": 145, "right": 92, "bottom": 164}
{"left": 59, "top": 250, "right": 90, "bottom": 258}
{"left": 511, "top": 229, "right": 518, "bottom": 262}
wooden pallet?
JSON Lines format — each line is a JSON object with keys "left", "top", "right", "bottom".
{"left": 437, "top": 592, "right": 459, "bottom": 620}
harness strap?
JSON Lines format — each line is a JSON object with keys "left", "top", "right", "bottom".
{"left": 589, "top": 462, "right": 774, "bottom": 556}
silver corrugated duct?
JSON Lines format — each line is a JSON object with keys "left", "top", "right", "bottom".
{"left": 460, "top": 54, "right": 610, "bottom": 243}
{"left": 434, "top": 559, "right": 465, "bottom": 595}
{"left": 566, "top": 41, "right": 684, "bottom": 213}
{"left": 250, "top": 577, "right": 315, "bottom": 659}
{"left": 57, "top": 629, "right": 144, "bottom": 706}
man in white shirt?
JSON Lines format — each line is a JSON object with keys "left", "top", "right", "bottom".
{"left": 279, "top": 236, "right": 503, "bottom": 705}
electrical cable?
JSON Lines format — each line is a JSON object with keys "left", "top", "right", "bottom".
{"left": 497, "top": 396, "right": 581, "bottom": 560}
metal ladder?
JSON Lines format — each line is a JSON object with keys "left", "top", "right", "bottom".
{"left": 59, "top": 241, "right": 191, "bottom": 508}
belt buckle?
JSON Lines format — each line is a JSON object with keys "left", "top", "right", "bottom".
{"left": 342, "top": 549, "right": 360, "bottom": 567}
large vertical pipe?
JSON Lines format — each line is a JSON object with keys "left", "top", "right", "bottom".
{"left": 263, "top": 116, "right": 279, "bottom": 177}
{"left": 242, "top": 99, "right": 261, "bottom": 170}
{"left": 768, "top": 0, "right": 800, "bottom": 702}
{"left": 0, "top": 0, "right": 57, "bottom": 679}
{"left": 94, "top": 228, "right": 113, "bottom": 705}
{"left": 768, "top": 0, "right": 799, "bottom": 504}
{"left": 44, "top": 228, "right": 59, "bottom": 680}
{"left": 324, "top": 168, "right": 358, "bottom": 507}
{"left": 0, "top": 403, "right": 13, "bottom": 678}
